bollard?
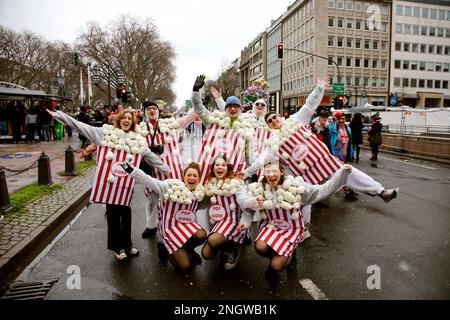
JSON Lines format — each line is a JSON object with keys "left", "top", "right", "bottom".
{"left": 0, "top": 169, "right": 12, "bottom": 214}
{"left": 64, "top": 145, "right": 76, "bottom": 176}
{"left": 38, "top": 151, "right": 53, "bottom": 185}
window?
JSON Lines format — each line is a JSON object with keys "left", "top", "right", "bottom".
{"left": 422, "top": 8, "right": 428, "bottom": 18}
{"left": 396, "top": 23, "right": 403, "bottom": 33}
{"left": 379, "top": 78, "right": 386, "bottom": 88}
{"left": 355, "top": 38, "right": 361, "bottom": 49}
{"left": 328, "top": 17, "right": 335, "bottom": 27}
{"left": 413, "top": 25, "right": 419, "bottom": 35}
{"left": 382, "top": 41, "right": 388, "bottom": 51}
{"left": 345, "top": 0, "right": 352, "bottom": 10}
{"left": 404, "top": 43, "right": 410, "bottom": 52}
{"left": 446, "top": 47, "right": 450, "bottom": 55}
{"left": 410, "top": 79, "right": 417, "bottom": 87}
{"left": 328, "top": 0, "right": 335, "bottom": 8}
{"left": 428, "top": 45, "right": 434, "bottom": 54}
{"left": 346, "top": 58, "right": 352, "bottom": 67}
{"left": 395, "top": 42, "right": 402, "bottom": 51}
{"left": 372, "top": 78, "right": 378, "bottom": 87}
{"left": 337, "top": 37, "right": 343, "bottom": 47}
{"left": 435, "top": 63, "right": 442, "bottom": 72}
{"left": 364, "top": 58, "right": 370, "bottom": 68}
{"left": 372, "top": 59, "right": 378, "bottom": 68}
{"left": 337, "top": 57, "right": 343, "bottom": 67}
{"left": 402, "top": 60, "right": 410, "bottom": 69}
{"left": 394, "top": 78, "right": 401, "bottom": 87}
{"left": 443, "top": 81, "right": 448, "bottom": 89}
{"left": 382, "top": 22, "right": 388, "bottom": 33}
{"left": 328, "top": 36, "right": 334, "bottom": 47}
{"left": 403, "top": 78, "right": 409, "bottom": 87}
{"left": 448, "top": 10, "right": 450, "bottom": 20}
{"left": 419, "top": 79, "right": 425, "bottom": 88}
{"left": 437, "top": 46, "right": 442, "bottom": 55}
{"left": 394, "top": 60, "right": 401, "bottom": 69}
{"left": 381, "top": 60, "right": 387, "bottom": 69}
{"left": 355, "top": 19, "right": 362, "bottom": 30}
{"left": 427, "top": 80, "right": 433, "bottom": 88}
{"left": 404, "top": 6, "right": 412, "bottom": 16}
{"left": 413, "top": 7, "right": 420, "bottom": 17}
{"left": 373, "top": 41, "right": 378, "bottom": 50}
{"left": 364, "top": 77, "right": 369, "bottom": 87}
{"left": 365, "top": 39, "right": 370, "bottom": 49}
{"left": 328, "top": 56, "right": 334, "bottom": 66}
{"left": 438, "top": 28, "right": 444, "bottom": 37}
{"left": 412, "top": 43, "right": 418, "bottom": 53}
{"left": 346, "top": 76, "right": 352, "bottom": 85}
{"left": 355, "top": 77, "right": 360, "bottom": 86}
{"left": 338, "top": 17, "right": 344, "bottom": 28}
{"left": 420, "top": 44, "right": 426, "bottom": 53}
{"left": 439, "top": 10, "right": 445, "bottom": 20}
{"left": 355, "top": 58, "right": 361, "bottom": 67}
{"left": 430, "top": 9, "right": 437, "bottom": 19}
{"left": 446, "top": 29, "right": 450, "bottom": 38}
{"left": 443, "top": 63, "right": 449, "bottom": 72}
{"left": 411, "top": 61, "right": 418, "bottom": 70}
{"left": 404, "top": 24, "right": 411, "bottom": 34}
{"left": 429, "top": 27, "right": 436, "bottom": 36}
{"left": 346, "top": 18, "right": 353, "bottom": 29}
{"left": 419, "top": 61, "right": 425, "bottom": 71}
{"left": 346, "top": 38, "right": 352, "bottom": 48}
{"left": 337, "top": 0, "right": 344, "bottom": 10}
{"left": 396, "top": 5, "right": 403, "bottom": 16}
{"left": 421, "top": 26, "right": 427, "bottom": 36}
{"left": 427, "top": 62, "right": 434, "bottom": 71}
{"left": 355, "top": 1, "right": 362, "bottom": 11}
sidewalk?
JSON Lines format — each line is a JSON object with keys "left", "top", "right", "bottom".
{"left": 0, "top": 136, "right": 97, "bottom": 291}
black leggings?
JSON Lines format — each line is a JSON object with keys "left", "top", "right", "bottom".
{"left": 371, "top": 144, "right": 379, "bottom": 158}
{"left": 105, "top": 204, "right": 132, "bottom": 252}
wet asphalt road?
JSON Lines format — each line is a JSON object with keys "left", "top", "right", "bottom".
{"left": 12, "top": 147, "right": 450, "bottom": 300}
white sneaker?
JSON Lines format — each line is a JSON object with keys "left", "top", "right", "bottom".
{"left": 114, "top": 249, "right": 127, "bottom": 261}
{"left": 299, "top": 229, "right": 311, "bottom": 243}
{"left": 127, "top": 247, "right": 139, "bottom": 256}
{"left": 0, "top": 215, "right": 4, "bottom": 222}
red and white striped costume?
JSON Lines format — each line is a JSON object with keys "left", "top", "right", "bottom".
{"left": 279, "top": 125, "right": 344, "bottom": 185}
{"left": 254, "top": 127, "right": 270, "bottom": 176}
{"left": 90, "top": 146, "right": 141, "bottom": 206}
{"left": 256, "top": 208, "right": 305, "bottom": 256}
{"left": 209, "top": 194, "right": 248, "bottom": 245}
{"left": 144, "top": 130, "right": 183, "bottom": 194}
{"left": 197, "top": 124, "right": 247, "bottom": 184}
{"left": 158, "top": 200, "right": 203, "bottom": 255}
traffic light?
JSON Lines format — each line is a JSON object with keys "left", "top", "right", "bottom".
{"left": 73, "top": 52, "right": 80, "bottom": 65}
{"left": 277, "top": 44, "right": 284, "bottom": 59}
{"left": 120, "top": 88, "right": 128, "bottom": 103}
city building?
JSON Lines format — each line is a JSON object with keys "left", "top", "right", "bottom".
{"left": 391, "top": 0, "right": 450, "bottom": 108}
{"left": 266, "top": 15, "right": 284, "bottom": 113}
{"left": 281, "top": 0, "right": 392, "bottom": 113}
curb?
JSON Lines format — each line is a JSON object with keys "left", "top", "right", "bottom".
{"left": 0, "top": 185, "right": 92, "bottom": 293}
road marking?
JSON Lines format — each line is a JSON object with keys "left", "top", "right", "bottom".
{"left": 377, "top": 156, "right": 436, "bottom": 170}
{"left": 299, "top": 278, "right": 329, "bottom": 300}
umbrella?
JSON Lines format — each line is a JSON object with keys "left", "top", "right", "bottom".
{"left": 347, "top": 105, "right": 372, "bottom": 113}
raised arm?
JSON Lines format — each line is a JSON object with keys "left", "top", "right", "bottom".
{"left": 301, "top": 166, "right": 352, "bottom": 205}
{"left": 191, "top": 75, "right": 211, "bottom": 125}
{"left": 292, "top": 75, "right": 329, "bottom": 125}
{"left": 129, "top": 167, "right": 169, "bottom": 196}
{"left": 210, "top": 87, "right": 226, "bottom": 111}
{"left": 243, "top": 147, "right": 269, "bottom": 178}
{"left": 235, "top": 185, "right": 259, "bottom": 210}
{"left": 176, "top": 109, "right": 198, "bottom": 129}
{"left": 48, "top": 110, "right": 103, "bottom": 144}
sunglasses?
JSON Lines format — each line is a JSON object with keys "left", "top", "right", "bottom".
{"left": 255, "top": 102, "right": 266, "bottom": 107}
{"left": 267, "top": 114, "right": 279, "bottom": 124}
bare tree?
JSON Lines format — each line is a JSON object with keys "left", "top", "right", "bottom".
{"left": 215, "top": 59, "right": 239, "bottom": 99}
{"left": 76, "top": 15, "right": 176, "bottom": 106}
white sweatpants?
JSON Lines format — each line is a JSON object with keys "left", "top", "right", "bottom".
{"left": 301, "top": 205, "right": 311, "bottom": 226}
{"left": 345, "top": 167, "right": 384, "bottom": 196}
{"left": 145, "top": 192, "right": 160, "bottom": 229}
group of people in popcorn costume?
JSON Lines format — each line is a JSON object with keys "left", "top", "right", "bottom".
{"left": 46, "top": 73, "right": 399, "bottom": 279}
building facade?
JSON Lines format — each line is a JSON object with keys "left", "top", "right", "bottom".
{"left": 266, "top": 15, "right": 284, "bottom": 114}
{"left": 391, "top": 0, "right": 450, "bottom": 108}
{"left": 248, "top": 32, "right": 267, "bottom": 85}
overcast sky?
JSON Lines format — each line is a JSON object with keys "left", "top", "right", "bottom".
{"left": 0, "top": 0, "right": 291, "bottom": 106}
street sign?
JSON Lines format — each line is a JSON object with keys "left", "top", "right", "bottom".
{"left": 333, "top": 83, "right": 345, "bottom": 95}
{"left": 390, "top": 96, "right": 397, "bottom": 106}
{"left": 186, "top": 99, "right": 192, "bottom": 106}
